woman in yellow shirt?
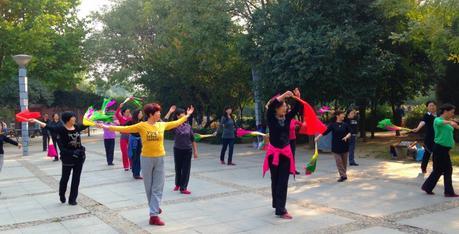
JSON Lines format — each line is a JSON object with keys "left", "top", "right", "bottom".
{"left": 98, "top": 103, "right": 194, "bottom": 226}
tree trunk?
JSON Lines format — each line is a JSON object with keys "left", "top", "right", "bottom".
{"left": 358, "top": 104, "right": 367, "bottom": 141}
{"left": 204, "top": 108, "right": 212, "bottom": 128}
{"left": 370, "top": 102, "right": 377, "bottom": 138}
{"left": 392, "top": 104, "right": 401, "bottom": 136}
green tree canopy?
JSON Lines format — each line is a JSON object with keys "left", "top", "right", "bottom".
{"left": 0, "top": 0, "right": 87, "bottom": 90}
{"left": 87, "top": 0, "right": 252, "bottom": 119}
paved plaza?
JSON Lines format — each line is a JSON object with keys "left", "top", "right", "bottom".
{"left": 1, "top": 133, "right": 459, "bottom": 234}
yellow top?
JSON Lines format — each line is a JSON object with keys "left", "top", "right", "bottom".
{"left": 109, "top": 116, "right": 188, "bottom": 157}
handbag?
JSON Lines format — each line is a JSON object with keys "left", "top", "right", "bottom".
{"left": 47, "top": 137, "right": 57, "bottom": 157}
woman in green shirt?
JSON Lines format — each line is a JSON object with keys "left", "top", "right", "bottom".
{"left": 422, "top": 103, "right": 459, "bottom": 197}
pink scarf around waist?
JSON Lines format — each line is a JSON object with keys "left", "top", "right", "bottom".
{"left": 263, "top": 143, "right": 296, "bottom": 177}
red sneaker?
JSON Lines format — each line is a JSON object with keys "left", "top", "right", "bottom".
{"left": 445, "top": 193, "right": 459, "bottom": 198}
{"left": 227, "top": 162, "right": 236, "bottom": 166}
{"left": 173, "top": 186, "right": 179, "bottom": 191}
{"left": 180, "top": 190, "right": 192, "bottom": 195}
{"left": 134, "top": 176, "right": 143, "bottom": 180}
{"left": 149, "top": 216, "right": 165, "bottom": 226}
{"left": 220, "top": 160, "right": 225, "bottom": 165}
{"left": 280, "top": 212, "right": 293, "bottom": 219}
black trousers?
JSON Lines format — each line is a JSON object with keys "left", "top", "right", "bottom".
{"left": 269, "top": 155, "right": 291, "bottom": 215}
{"left": 59, "top": 161, "right": 84, "bottom": 202}
{"left": 220, "top": 138, "right": 235, "bottom": 163}
{"left": 422, "top": 144, "right": 455, "bottom": 195}
{"left": 104, "top": 139, "right": 115, "bottom": 165}
{"left": 289, "top": 140, "right": 296, "bottom": 159}
{"left": 174, "top": 148, "right": 192, "bottom": 190}
{"left": 421, "top": 140, "right": 434, "bottom": 171}
{"left": 42, "top": 134, "right": 49, "bottom": 151}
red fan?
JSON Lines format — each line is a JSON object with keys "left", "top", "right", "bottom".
{"left": 16, "top": 110, "right": 41, "bottom": 122}
{"left": 292, "top": 96, "right": 327, "bottom": 135}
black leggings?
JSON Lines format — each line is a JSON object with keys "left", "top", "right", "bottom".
{"left": 269, "top": 155, "right": 291, "bottom": 215}
{"left": 174, "top": 148, "right": 192, "bottom": 190}
{"left": 289, "top": 139, "right": 296, "bottom": 159}
{"left": 220, "top": 138, "right": 235, "bottom": 163}
{"left": 422, "top": 144, "right": 455, "bottom": 195}
{"left": 59, "top": 161, "right": 84, "bottom": 202}
{"left": 104, "top": 139, "right": 115, "bottom": 165}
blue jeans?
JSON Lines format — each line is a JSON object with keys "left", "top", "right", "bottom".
{"left": 220, "top": 138, "right": 235, "bottom": 163}
{"left": 130, "top": 138, "right": 142, "bottom": 177}
{"left": 348, "top": 135, "right": 357, "bottom": 164}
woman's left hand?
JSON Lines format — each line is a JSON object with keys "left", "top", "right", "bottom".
{"left": 293, "top": 87, "right": 301, "bottom": 98}
{"left": 187, "top": 105, "right": 195, "bottom": 116}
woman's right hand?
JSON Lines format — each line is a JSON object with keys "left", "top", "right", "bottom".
{"left": 284, "top": 91, "right": 294, "bottom": 98}
{"left": 169, "top": 105, "right": 177, "bottom": 113}
{"left": 95, "top": 123, "right": 105, "bottom": 129}
{"left": 314, "top": 135, "right": 321, "bottom": 143}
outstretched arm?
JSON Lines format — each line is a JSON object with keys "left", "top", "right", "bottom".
{"left": 165, "top": 106, "right": 194, "bottom": 130}
{"left": 413, "top": 121, "right": 426, "bottom": 132}
{"left": 98, "top": 122, "right": 141, "bottom": 133}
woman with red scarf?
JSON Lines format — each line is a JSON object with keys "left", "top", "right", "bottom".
{"left": 264, "top": 88, "right": 301, "bottom": 219}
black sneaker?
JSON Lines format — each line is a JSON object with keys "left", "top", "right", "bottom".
{"left": 337, "top": 177, "right": 347, "bottom": 182}
{"left": 350, "top": 162, "right": 359, "bottom": 166}
{"left": 60, "top": 195, "right": 66, "bottom": 203}
{"left": 68, "top": 201, "right": 78, "bottom": 206}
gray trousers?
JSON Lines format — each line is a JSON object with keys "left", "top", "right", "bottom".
{"left": 0, "top": 154, "right": 3, "bottom": 173}
{"left": 334, "top": 153, "right": 348, "bottom": 178}
{"left": 141, "top": 156, "right": 165, "bottom": 216}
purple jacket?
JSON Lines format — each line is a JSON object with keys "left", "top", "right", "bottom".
{"left": 173, "top": 123, "right": 194, "bottom": 150}
{"left": 103, "top": 123, "right": 116, "bottom": 139}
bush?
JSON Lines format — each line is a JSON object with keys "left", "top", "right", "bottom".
{"left": 404, "top": 105, "right": 425, "bottom": 129}
{"left": 365, "top": 105, "right": 392, "bottom": 132}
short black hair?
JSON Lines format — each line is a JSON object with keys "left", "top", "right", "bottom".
{"left": 121, "top": 107, "right": 130, "bottom": 115}
{"left": 61, "top": 111, "right": 76, "bottom": 123}
{"left": 173, "top": 108, "right": 186, "bottom": 121}
{"left": 425, "top": 100, "right": 436, "bottom": 107}
{"left": 439, "top": 103, "right": 456, "bottom": 115}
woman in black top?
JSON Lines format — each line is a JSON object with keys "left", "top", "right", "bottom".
{"left": 315, "top": 110, "right": 351, "bottom": 182}
{"left": 264, "top": 88, "right": 301, "bottom": 219}
{"left": 31, "top": 112, "right": 88, "bottom": 205}
{"left": 48, "top": 113, "right": 63, "bottom": 162}
{"left": 219, "top": 107, "right": 237, "bottom": 165}
{"left": 413, "top": 101, "right": 437, "bottom": 174}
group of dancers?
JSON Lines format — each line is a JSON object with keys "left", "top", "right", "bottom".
{"left": 0, "top": 87, "right": 454, "bottom": 226}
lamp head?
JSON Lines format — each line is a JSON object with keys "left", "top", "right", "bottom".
{"left": 12, "top": 54, "right": 32, "bottom": 67}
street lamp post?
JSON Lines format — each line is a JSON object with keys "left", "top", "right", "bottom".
{"left": 12, "top": 54, "right": 32, "bottom": 156}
